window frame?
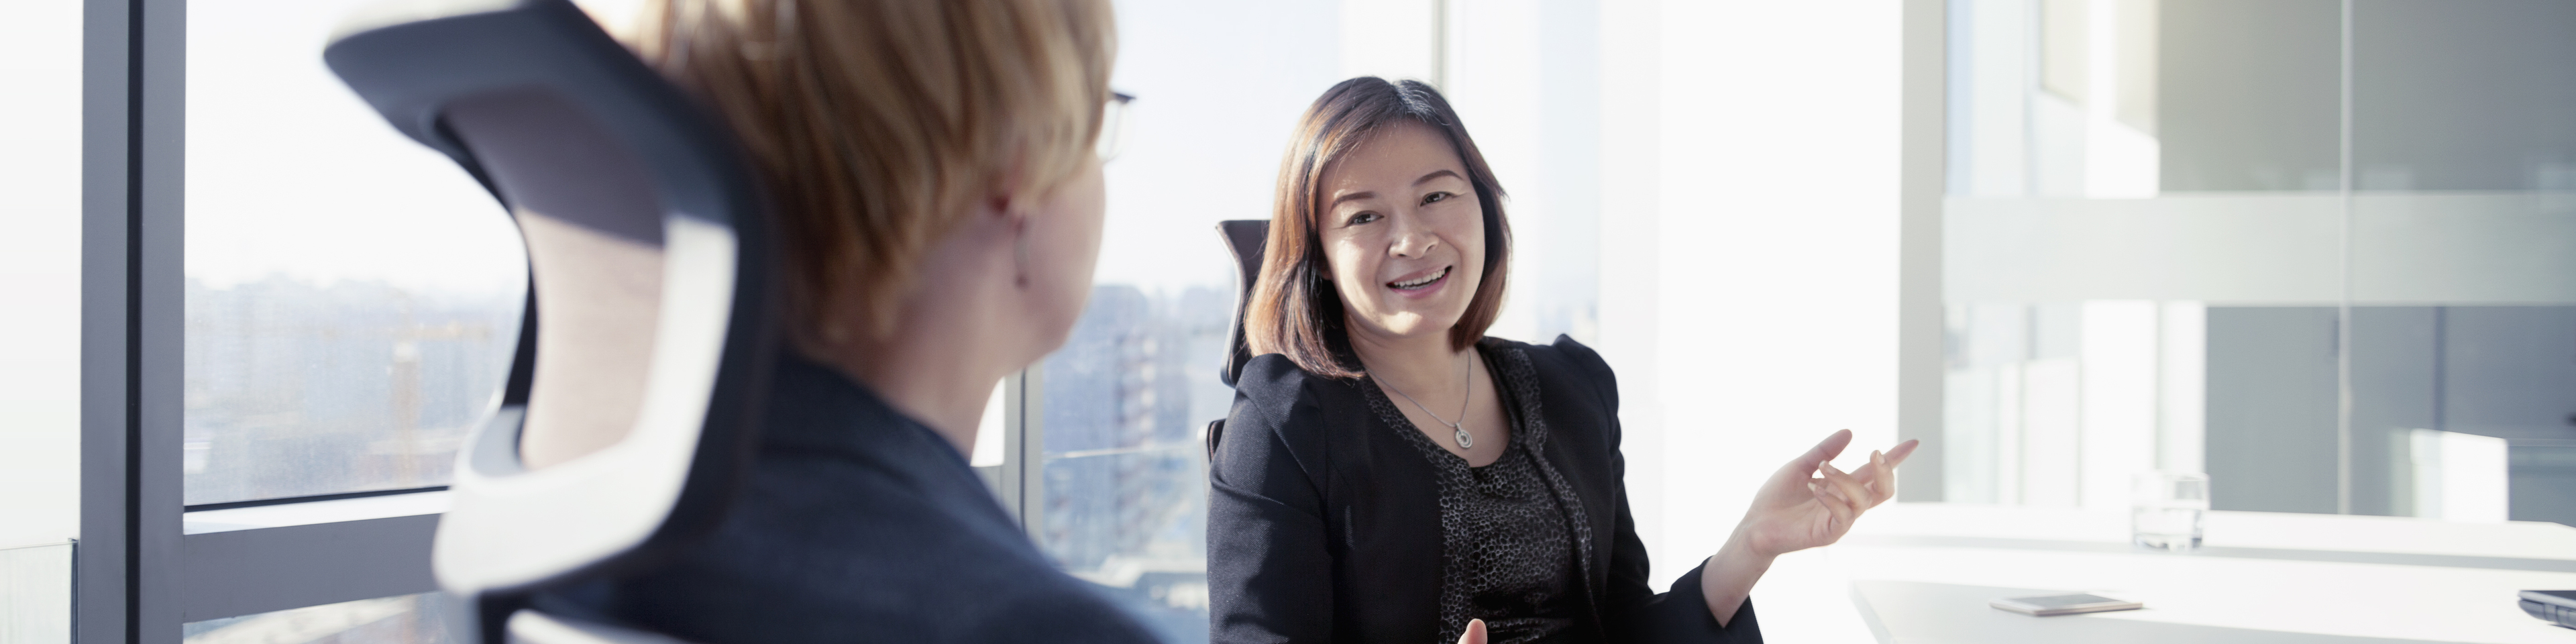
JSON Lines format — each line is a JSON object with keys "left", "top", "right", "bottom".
{"left": 70, "top": 3, "right": 1053, "bottom": 639}
{"left": 76, "top": 0, "right": 531, "bottom": 639}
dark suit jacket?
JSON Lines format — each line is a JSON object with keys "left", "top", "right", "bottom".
{"left": 1208, "top": 335, "right": 1760, "bottom": 643}
{"left": 547, "top": 354, "right": 1160, "bottom": 643}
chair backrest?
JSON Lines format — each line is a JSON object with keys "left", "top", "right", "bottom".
{"left": 1206, "top": 219, "right": 1269, "bottom": 458}
{"left": 1216, "top": 219, "right": 1270, "bottom": 388}
{"left": 325, "top": 1, "right": 777, "bottom": 641}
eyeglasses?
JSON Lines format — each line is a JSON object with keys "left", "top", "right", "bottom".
{"left": 1097, "top": 91, "right": 1135, "bottom": 162}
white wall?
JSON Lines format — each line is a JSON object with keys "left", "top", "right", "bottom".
{"left": 1594, "top": 0, "right": 1668, "bottom": 602}
{"left": 0, "top": 0, "right": 86, "bottom": 549}
{"left": 1340, "top": 0, "right": 1442, "bottom": 85}
{"left": 1638, "top": 0, "right": 1906, "bottom": 543}
{"left": 1612, "top": 2, "right": 1907, "bottom": 641}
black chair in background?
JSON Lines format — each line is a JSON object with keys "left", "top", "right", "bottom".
{"left": 1206, "top": 219, "right": 1268, "bottom": 458}
{"left": 326, "top": 1, "right": 778, "bottom": 641}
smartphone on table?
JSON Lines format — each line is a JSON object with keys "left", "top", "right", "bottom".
{"left": 1990, "top": 594, "right": 2143, "bottom": 616}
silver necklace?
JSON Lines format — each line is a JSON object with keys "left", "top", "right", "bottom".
{"left": 1379, "top": 354, "right": 1474, "bottom": 449}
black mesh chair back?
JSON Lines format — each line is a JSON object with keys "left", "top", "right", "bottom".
{"left": 1206, "top": 219, "right": 1269, "bottom": 457}
{"left": 324, "top": 1, "right": 777, "bottom": 641}
{"left": 1216, "top": 219, "right": 1270, "bottom": 387}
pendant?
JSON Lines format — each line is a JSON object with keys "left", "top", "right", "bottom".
{"left": 1454, "top": 426, "right": 1474, "bottom": 449}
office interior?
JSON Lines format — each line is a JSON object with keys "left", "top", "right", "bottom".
{"left": 1, "top": 0, "right": 2571, "bottom": 643}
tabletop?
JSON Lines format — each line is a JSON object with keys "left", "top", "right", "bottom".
{"left": 1833, "top": 504, "right": 2576, "bottom": 643}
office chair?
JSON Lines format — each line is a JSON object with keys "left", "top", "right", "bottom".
{"left": 325, "top": 1, "right": 778, "bottom": 642}
{"left": 1205, "top": 219, "right": 1269, "bottom": 458}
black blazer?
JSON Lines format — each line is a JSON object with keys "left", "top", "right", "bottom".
{"left": 1208, "top": 335, "right": 1760, "bottom": 644}
{"left": 551, "top": 354, "right": 1158, "bottom": 643}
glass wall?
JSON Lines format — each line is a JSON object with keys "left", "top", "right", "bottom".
{"left": 1943, "top": 0, "right": 2576, "bottom": 524}
{"left": 185, "top": 0, "right": 528, "bottom": 506}
{"left": 2345, "top": 0, "right": 2576, "bottom": 525}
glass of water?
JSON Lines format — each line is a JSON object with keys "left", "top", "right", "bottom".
{"left": 2132, "top": 471, "right": 2209, "bottom": 552}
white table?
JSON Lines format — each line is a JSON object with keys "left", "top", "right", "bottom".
{"left": 1833, "top": 504, "right": 2576, "bottom": 643}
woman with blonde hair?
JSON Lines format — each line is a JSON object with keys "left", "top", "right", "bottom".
{"left": 525, "top": 0, "right": 1159, "bottom": 641}
{"left": 1207, "top": 77, "right": 1919, "bottom": 643}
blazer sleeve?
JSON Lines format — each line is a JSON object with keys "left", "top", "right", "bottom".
{"left": 1206, "top": 356, "right": 1337, "bottom": 644}
{"left": 1554, "top": 337, "right": 1763, "bottom": 644}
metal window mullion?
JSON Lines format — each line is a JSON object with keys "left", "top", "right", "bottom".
{"left": 1004, "top": 367, "right": 1047, "bottom": 539}
{"left": 83, "top": 0, "right": 189, "bottom": 641}
{"left": 2334, "top": 0, "right": 2356, "bottom": 517}
{"left": 74, "top": 0, "right": 139, "bottom": 639}
{"left": 1895, "top": 0, "right": 1949, "bottom": 502}
{"left": 138, "top": 0, "right": 189, "bottom": 635}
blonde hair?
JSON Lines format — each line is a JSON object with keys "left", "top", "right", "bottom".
{"left": 627, "top": 0, "right": 1115, "bottom": 343}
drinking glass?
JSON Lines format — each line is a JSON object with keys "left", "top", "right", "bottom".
{"left": 2132, "top": 471, "right": 2209, "bottom": 551}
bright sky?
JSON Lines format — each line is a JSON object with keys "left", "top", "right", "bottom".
{"left": 1091, "top": 0, "right": 1342, "bottom": 293}
{"left": 186, "top": 0, "right": 526, "bottom": 294}
{"left": 182, "top": 0, "right": 1349, "bottom": 298}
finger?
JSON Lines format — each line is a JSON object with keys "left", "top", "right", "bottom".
{"left": 1883, "top": 439, "right": 1921, "bottom": 467}
{"left": 1456, "top": 619, "right": 1487, "bottom": 644}
{"left": 1855, "top": 450, "right": 1884, "bottom": 502}
{"left": 1818, "top": 470, "right": 1864, "bottom": 513}
{"left": 1854, "top": 437, "right": 1916, "bottom": 486}
{"left": 1848, "top": 440, "right": 1920, "bottom": 484}
{"left": 1784, "top": 429, "right": 1856, "bottom": 477}
{"left": 1819, "top": 462, "right": 1872, "bottom": 512}
{"left": 1808, "top": 480, "right": 1849, "bottom": 506}
{"left": 1866, "top": 449, "right": 1896, "bottom": 507}
{"left": 1813, "top": 480, "right": 1858, "bottom": 535}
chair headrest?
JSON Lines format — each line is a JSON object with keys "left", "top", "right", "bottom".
{"left": 325, "top": 1, "right": 778, "bottom": 639}
{"left": 1218, "top": 219, "right": 1268, "bottom": 387}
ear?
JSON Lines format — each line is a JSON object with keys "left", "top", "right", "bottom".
{"left": 969, "top": 184, "right": 1030, "bottom": 235}
{"left": 987, "top": 152, "right": 1044, "bottom": 218}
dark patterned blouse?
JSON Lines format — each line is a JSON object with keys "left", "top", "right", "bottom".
{"left": 1359, "top": 345, "right": 1593, "bottom": 644}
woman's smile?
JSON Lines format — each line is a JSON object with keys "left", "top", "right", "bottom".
{"left": 1386, "top": 265, "right": 1452, "bottom": 297}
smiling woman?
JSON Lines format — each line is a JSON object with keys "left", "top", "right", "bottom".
{"left": 1208, "top": 78, "right": 1919, "bottom": 644}
{"left": 1244, "top": 78, "right": 1511, "bottom": 382}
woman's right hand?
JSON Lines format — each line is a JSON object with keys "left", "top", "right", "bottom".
{"left": 1733, "top": 429, "right": 1915, "bottom": 557}
{"left": 1695, "top": 429, "right": 1917, "bottom": 626}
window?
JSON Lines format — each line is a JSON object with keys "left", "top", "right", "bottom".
{"left": 72, "top": 1, "right": 527, "bottom": 638}
{"left": 1941, "top": 0, "right": 2576, "bottom": 525}
{"left": 184, "top": 0, "right": 527, "bottom": 506}
{"left": 1022, "top": 3, "right": 1342, "bottom": 640}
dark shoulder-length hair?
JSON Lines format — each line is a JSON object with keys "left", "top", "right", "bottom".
{"left": 1245, "top": 77, "right": 1512, "bottom": 380}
